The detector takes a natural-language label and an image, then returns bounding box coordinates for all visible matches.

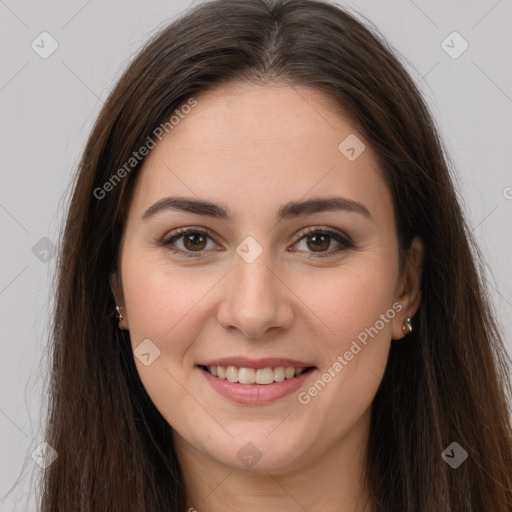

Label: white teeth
[238,367,256,384]
[285,367,295,379]
[273,367,285,381]
[225,365,238,383]
[206,365,311,384]
[255,368,274,384]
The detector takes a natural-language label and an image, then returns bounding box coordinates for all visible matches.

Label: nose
[216,250,294,339]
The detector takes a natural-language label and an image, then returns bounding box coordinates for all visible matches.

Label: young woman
[39,0,512,510]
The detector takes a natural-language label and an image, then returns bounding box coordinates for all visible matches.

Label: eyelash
[160,226,354,259]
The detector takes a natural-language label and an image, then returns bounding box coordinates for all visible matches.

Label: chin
[198,430,309,474]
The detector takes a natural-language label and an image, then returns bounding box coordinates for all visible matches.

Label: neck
[175,408,374,512]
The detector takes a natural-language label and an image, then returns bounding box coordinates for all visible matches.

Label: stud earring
[109,279,125,323]
[402,316,413,335]
[115,305,124,322]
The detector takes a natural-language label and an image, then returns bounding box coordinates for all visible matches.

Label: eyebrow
[142,195,372,221]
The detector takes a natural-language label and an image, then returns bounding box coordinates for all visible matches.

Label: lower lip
[198,366,316,404]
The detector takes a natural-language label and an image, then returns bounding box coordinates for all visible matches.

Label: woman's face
[114,82,422,474]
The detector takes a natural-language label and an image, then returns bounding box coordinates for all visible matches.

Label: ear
[392,237,423,340]
[110,272,129,330]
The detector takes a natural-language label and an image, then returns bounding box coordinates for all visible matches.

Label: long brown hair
[38,0,512,510]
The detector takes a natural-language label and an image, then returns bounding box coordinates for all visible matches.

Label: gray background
[0,0,511,510]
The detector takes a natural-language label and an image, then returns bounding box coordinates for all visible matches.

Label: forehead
[129,82,392,224]
[160,81,352,153]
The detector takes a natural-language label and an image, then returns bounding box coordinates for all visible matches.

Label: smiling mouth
[200,365,316,385]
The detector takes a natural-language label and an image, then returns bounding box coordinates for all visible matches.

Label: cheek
[297,256,399,351]
[121,250,217,343]
[293,254,398,413]
[120,253,216,426]
[293,262,397,437]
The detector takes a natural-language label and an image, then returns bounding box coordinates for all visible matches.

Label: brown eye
[292,227,353,258]
[161,228,217,257]
[183,232,207,251]
[305,233,331,252]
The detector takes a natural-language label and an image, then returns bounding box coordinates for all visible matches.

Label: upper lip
[198,357,315,369]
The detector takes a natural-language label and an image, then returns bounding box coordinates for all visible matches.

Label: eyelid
[296,226,353,246]
[162,225,217,241]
